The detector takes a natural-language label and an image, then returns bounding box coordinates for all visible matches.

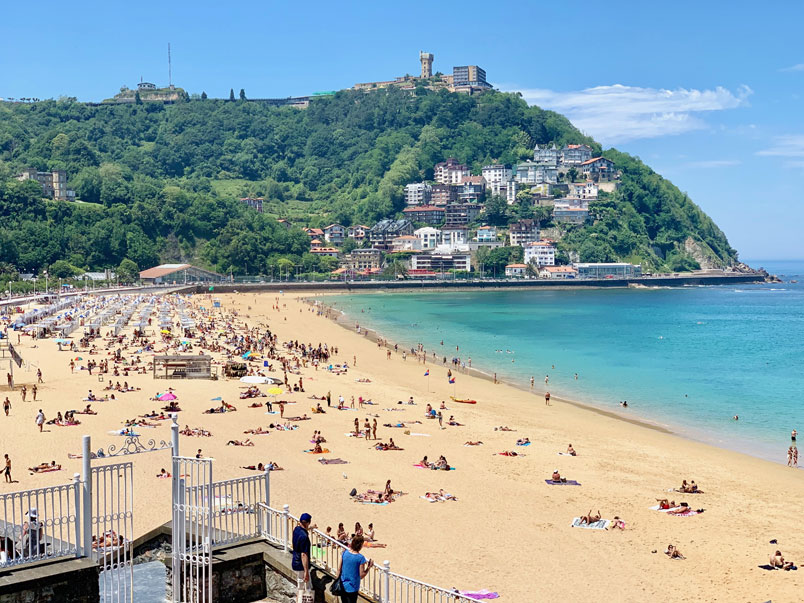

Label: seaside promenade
[0,289,801,602]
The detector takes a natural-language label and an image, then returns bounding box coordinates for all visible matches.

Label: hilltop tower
[419,51,434,79]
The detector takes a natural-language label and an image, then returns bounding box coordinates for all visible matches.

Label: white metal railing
[0,475,82,567]
[186,471,268,548]
[257,503,476,603]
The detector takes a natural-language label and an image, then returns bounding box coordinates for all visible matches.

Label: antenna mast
[168,43,172,87]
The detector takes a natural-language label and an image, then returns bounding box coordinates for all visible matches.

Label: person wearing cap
[292,513,313,589]
[21,508,44,557]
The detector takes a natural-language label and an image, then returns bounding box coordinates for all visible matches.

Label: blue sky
[2,0,802,260]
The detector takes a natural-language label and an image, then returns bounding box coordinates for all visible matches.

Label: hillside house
[434,158,470,184]
[539,266,578,279]
[414,227,441,250]
[579,157,617,180]
[561,144,593,165]
[402,205,446,225]
[508,219,540,246]
[524,241,556,267]
[323,224,346,245]
[369,219,414,249]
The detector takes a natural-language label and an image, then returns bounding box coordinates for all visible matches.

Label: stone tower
[419,51,434,79]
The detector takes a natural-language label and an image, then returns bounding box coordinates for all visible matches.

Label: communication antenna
[168,43,172,87]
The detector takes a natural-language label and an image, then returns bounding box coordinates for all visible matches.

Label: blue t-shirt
[291,526,310,571]
[340,550,367,593]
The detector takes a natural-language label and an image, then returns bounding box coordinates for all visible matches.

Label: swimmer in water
[733,415,739,421]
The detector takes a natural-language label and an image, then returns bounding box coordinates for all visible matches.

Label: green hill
[0,89,737,276]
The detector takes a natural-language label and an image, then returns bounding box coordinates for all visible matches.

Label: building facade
[369,219,414,249]
[481,165,512,185]
[323,224,346,245]
[411,251,472,273]
[534,145,560,166]
[573,263,642,278]
[475,225,497,242]
[505,264,528,277]
[344,249,383,272]
[402,205,445,225]
[404,182,432,206]
[431,183,457,206]
[524,241,556,267]
[579,157,617,180]
[444,203,482,226]
[508,219,540,246]
[434,158,470,185]
[560,144,593,165]
[414,227,441,250]
[17,169,74,201]
[539,266,578,279]
[515,162,558,185]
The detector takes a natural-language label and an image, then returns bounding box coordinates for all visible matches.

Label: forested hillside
[0,88,737,276]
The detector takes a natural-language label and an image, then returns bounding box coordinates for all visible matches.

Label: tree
[239,89,246,101]
[340,237,358,253]
[382,259,408,279]
[483,195,509,226]
[201,91,208,100]
[134,91,142,105]
[117,258,139,283]
[567,166,579,182]
[48,259,81,278]
[229,89,235,101]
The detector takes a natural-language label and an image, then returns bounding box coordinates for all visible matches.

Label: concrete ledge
[0,557,99,602]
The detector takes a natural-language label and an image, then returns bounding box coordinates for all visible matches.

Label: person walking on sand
[20,386,26,403]
[327,391,331,408]
[35,409,45,432]
[545,392,551,406]
[437,411,443,428]
[31,385,37,401]
[372,418,377,441]
[4,453,11,483]
[6,373,12,390]
[788,446,794,467]
[36,369,42,384]
[794,447,799,468]
[792,429,798,445]
[69,360,75,373]
[3,397,10,416]
[530,376,534,389]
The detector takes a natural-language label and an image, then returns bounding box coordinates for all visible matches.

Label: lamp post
[44,271,48,296]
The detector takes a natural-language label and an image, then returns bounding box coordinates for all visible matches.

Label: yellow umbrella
[160,329,171,334]
[267,387,284,396]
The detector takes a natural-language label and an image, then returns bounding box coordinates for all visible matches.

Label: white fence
[0,475,82,567]
[257,503,476,603]
[187,471,268,548]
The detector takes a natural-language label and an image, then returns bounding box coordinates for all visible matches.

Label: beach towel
[516,442,531,446]
[304,449,330,454]
[420,496,439,503]
[460,591,499,600]
[571,517,610,530]
[356,500,388,506]
[758,564,798,571]
[557,452,576,456]
[317,458,348,465]
[408,433,430,437]
[545,479,581,486]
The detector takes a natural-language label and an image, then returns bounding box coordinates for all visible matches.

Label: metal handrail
[256,502,476,603]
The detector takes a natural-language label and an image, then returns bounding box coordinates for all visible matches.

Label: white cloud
[780,63,804,72]
[685,159,742,168]
[509,84,752,144]
[757,135,804,167]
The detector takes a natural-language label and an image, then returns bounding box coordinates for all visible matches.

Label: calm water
[325,261,804,462]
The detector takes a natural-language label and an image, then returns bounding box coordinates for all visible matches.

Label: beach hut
[153,355,214,380]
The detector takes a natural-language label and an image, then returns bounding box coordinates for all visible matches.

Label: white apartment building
[434,158,470,184]
[524,241,556,267]
[414,227,441,250]
[515,162,558,185]
[441,226,469,249]
[488,179,518,204]
[568,181,598,200]
[481,164,512,185]
[404,182,432,206]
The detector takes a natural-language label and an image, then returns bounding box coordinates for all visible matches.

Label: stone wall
[0,558,99,603]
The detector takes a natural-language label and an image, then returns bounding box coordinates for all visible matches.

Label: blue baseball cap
[300,513,312,523]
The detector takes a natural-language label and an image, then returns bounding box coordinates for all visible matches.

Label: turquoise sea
[325,261,804,463]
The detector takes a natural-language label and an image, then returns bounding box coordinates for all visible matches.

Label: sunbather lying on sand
[227,439,254,446]
[665,544,685,559]
[579,510,601,525]
[180,426,212,437]
[29,461,61,473]
[248,402,263,408]
[464,441,483,446]
[656,498,677,510]
[516,438,530,445]
[374,440,402,451]
[498,451,519,457]
[494,426,515,432]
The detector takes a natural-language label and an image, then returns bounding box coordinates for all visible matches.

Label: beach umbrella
[210,397,222,401]
[158,392,178,401]
[54,338,70,344]
[267,387,284,396]
[160,329,171,334]
[239,376,268,384]
[74,356,83,361]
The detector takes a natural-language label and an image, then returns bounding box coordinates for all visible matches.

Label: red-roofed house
[505,263,529,277]
[539,265,578,279]
[579,157,616,180]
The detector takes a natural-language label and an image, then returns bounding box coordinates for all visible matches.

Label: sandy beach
[2,290,803,602]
